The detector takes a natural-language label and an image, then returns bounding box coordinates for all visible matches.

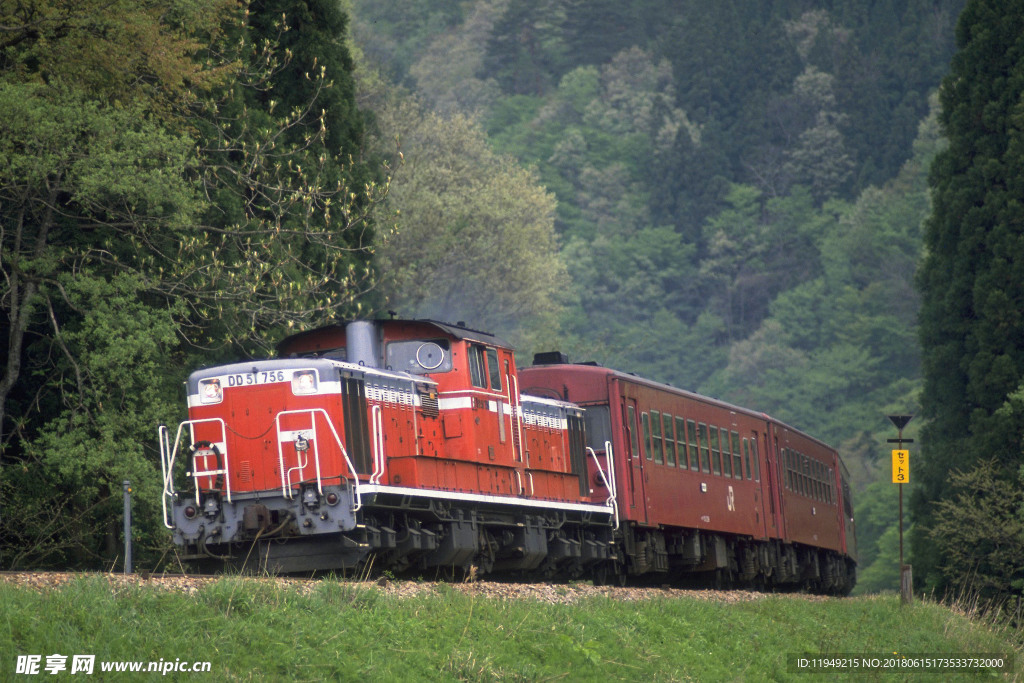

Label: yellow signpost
[891,449,909,483]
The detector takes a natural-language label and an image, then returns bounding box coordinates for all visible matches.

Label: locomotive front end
[158,318,617,576]
[159,358,370,570]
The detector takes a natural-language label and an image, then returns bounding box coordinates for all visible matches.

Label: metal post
[897,427,903,571]
[887,415,913,605]
[123,480,132,575]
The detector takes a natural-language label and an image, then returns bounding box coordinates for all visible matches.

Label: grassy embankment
[1,577,1020,681]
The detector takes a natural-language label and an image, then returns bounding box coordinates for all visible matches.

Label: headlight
[199,378,223,404]
[291,370,318,395]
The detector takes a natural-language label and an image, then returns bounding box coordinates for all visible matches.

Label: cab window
[386,339,452,375]
[468,345,487,387]
[486,347,502,390]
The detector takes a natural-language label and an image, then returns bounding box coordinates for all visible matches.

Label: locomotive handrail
[278,409,362,509]
[274,408,362,512]
[508,374,525,463]
[369,404,386,485]
[277,410,315,498]
[281,414,322,497]
[158,418,229,529]
[158,424,174,529]
[587,441,619,530]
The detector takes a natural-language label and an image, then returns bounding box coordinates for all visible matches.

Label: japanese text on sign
[892,449,909,483]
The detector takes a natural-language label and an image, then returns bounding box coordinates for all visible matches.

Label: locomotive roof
[275,318,512,355]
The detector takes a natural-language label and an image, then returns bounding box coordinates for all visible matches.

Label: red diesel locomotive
[159,318,855,592]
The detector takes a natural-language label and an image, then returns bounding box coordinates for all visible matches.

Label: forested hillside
[0,0,973,593]
[351,0,962,591]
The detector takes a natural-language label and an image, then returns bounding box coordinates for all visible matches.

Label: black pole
[896,426,903,571]
[123,480,132,575]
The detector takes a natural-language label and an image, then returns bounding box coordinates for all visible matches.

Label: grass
[1,577,1021,681]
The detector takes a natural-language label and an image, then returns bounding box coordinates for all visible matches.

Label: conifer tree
[912,0,1024,594]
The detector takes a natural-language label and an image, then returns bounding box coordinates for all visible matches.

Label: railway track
[0,570,822,604]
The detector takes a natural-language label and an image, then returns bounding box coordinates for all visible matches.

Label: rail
[509,374,525,463]
[159,410,363,531]
[276,410,324,497]
[158,418,229,530]
[587,441,619,529]
[275,408,363,511]
[370,405,386,485]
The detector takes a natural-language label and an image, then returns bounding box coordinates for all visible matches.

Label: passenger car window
[642,412,652,460]
[751,439,760,481]
[698,423,710,473]
[721,427,732,477]
[742,438,751,480]
[688,420,699,471]
[627,406,640,459]
[731,432,743,479]
[676,417,689,469]
[710,426,721,475]
[651,410,664,464]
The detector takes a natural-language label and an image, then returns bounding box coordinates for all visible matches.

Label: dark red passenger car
[520,360,855,591]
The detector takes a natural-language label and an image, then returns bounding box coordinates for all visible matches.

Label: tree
[0,0,389,569]
[0,0,223,567]
[700,185,833,343]
[912,0,1024,595]
[370,98,569,350]
[184,0,390,355]
[0,0,222,453]
[408,0,507,116]
[929,459,1024,599]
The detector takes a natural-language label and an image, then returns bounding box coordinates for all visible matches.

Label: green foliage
[702,96,940,446]
[183,1,389,354]
[851,480,901,595]
[4,274,184,569]
[0,0,387,570]
[351,1,961,412]
[366,94,568,350]
[929,459,1024,599]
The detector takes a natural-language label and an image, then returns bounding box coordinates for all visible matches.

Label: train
[159,318,856,593]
